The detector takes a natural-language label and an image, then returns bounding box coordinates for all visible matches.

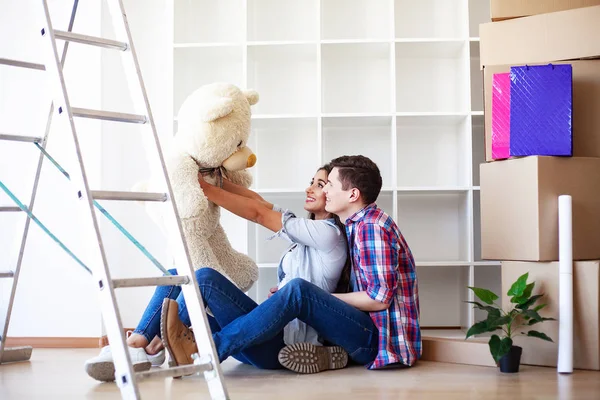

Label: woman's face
[304,169,329,215]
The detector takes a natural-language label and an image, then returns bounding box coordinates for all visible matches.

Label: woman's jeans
[134,268,379,369]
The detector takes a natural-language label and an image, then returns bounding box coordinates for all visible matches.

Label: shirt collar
[345,203,377,225]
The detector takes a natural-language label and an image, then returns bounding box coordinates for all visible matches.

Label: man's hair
[329,155,382,205]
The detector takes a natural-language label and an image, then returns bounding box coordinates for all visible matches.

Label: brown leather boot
[160,298,199,369]
[278,342,348,374]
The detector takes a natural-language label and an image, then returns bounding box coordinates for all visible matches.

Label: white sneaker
[84,345,151,382]
[147,349,166,367]
[124,330,165,366]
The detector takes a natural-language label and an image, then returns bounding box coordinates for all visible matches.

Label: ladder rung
[0,271,15,278]
[0,207,22,212]
[135,362,212,381]
[0,134,43,143]
[0,58,45,71]
[54,30,128,51]
[112,276,190,288]
[91,191,167,202]
[72,107,147,124]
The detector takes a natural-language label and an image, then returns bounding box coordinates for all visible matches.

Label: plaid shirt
[346,203,422,369]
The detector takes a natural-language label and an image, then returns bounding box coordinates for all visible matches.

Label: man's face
[323,167,350,215]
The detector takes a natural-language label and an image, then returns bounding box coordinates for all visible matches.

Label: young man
[161,155,421,373]
[320,155,421,370]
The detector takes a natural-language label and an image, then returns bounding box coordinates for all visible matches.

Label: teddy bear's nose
[247,154,257,168]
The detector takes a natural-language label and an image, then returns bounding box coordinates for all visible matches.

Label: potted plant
[465,272,555,373]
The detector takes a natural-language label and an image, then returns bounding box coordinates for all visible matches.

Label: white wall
[1,0,103,337]
[1,0,249,337]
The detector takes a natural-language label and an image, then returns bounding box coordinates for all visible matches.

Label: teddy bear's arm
[223,169,253,189]
[167,153,208,219]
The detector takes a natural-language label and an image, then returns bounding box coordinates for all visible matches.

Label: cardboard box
[491,72,510,160]
[480,156,600,261]
[501,261,600,370]
[491,0,600,21]
[483,60,600,162]
[480,5,600,68]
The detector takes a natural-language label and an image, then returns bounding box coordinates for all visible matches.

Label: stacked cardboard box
[478,3,600,370]
[490,0,600,21]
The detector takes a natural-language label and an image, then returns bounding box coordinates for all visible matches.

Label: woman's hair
[309,163,352,294]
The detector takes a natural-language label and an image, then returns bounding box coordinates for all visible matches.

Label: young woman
[84,163,351,381]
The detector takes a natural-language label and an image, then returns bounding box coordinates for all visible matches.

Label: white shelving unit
[169,0,497,330]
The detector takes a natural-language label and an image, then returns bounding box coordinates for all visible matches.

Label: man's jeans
[134,268,379,369]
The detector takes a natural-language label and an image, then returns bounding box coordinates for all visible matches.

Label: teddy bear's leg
[207,224,259,294]
[181,219,223,272]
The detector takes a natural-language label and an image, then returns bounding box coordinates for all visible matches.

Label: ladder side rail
[0,0,80,362]
[38,1,139,398]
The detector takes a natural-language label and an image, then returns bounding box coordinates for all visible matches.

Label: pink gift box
[492,72,510,160]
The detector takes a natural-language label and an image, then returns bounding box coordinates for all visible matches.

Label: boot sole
[159,298,191,378]
[85,360,151,382]
[278,343,348,374]
[160,298,179,368]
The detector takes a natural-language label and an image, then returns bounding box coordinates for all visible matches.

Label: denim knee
[286,277,311,290]
[166,268,178,276]
[195,267,227,283]
[279,277,311,299]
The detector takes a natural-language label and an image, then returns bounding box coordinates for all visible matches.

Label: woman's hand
[197,172,210,189]
[195,171,283,232]
[268,286,278,298]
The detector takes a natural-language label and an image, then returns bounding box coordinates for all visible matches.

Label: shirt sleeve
[356,222,399,304]
[268,209,342,252]
[272,204,285,213]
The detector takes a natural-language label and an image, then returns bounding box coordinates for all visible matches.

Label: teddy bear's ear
[199,97,234,122]
[243,90,259,106]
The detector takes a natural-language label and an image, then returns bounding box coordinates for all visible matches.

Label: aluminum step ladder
[0,1,229,398]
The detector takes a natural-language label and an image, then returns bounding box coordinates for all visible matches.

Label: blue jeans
[135,268,379,368]
[134,268,284,369]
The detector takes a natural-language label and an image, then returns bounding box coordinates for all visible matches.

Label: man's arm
[333,292,390,311]
[337,222,399,312]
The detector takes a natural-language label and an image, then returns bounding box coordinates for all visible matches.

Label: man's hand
[268,286,278,298]
[333,291,390,311]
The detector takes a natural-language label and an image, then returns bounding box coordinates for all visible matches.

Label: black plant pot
[499,346,522,373]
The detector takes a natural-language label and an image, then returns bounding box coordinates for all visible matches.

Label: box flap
[480,6,600,68]
[491,0,600,21]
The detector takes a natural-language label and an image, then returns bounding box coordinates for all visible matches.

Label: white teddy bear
[137,82,259,292]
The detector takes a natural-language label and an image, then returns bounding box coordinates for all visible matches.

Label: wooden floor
[1,349,599,399]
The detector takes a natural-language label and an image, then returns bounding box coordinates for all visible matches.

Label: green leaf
[465,301,501,314]
[507,272,529,298]
[522,309,544,323]
[488,315,512,327]
[489,335,513,364]
[466,320,500,339]
[533,304,547,312]
[511,282,535,304]
[516,294,544,310]
[528,317,556,326]
[468,287,499,305]
[466,321,491,338]
[522,282,535,299]
[525,330,554,342]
